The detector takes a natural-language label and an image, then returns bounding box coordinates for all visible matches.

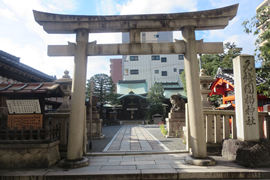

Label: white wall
[122,31,184,91]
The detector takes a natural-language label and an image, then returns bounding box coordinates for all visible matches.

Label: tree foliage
[145,84,165,121]
[146,83,165,104]
[86,73,119,116]
[201,42,242,77]
[242,5,270,97]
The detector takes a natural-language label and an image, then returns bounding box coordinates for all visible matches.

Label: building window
[179,69,184,74]
[154,35,159,38]
[179,54,184,60]
[142,33,145,36]
[124,69,129,75]
[130,69,139,75]
[155,70,159,74]
[161,71,167,76]
[152,55,160,60]
[161,57,167,62]
[174,68,177,72]
[130,56,138,61]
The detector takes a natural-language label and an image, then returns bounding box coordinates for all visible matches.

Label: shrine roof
[164,89,187,100]
[210,67,267,89]
[0,50,55,82]
[33,4,238,33]
[117,93,146,100]
[0,82,64,97]
[154,81,187,99]
[117,80,147,95]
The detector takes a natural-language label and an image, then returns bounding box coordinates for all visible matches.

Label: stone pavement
[1,124,270,179]
[103,125,169,152]
[1,153,270,179]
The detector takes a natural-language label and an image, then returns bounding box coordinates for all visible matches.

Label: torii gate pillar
[182,26,207,157]
[182,27,215,165]
[59,29,90,168]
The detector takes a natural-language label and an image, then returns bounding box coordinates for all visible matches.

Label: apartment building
[110,58,123,92]
[122,31,184,91]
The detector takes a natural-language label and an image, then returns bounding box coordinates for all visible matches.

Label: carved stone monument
[222,55,270,168]
[166,93,185,138]
[234,54,259,141]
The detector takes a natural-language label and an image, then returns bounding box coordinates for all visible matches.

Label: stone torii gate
[33,4,238,168]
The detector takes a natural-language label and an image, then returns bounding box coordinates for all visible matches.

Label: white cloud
[95,0,118,15]
[224,34,257,54]
[0,4,17,21]
[117,0,197,15]
[209,0,239,8]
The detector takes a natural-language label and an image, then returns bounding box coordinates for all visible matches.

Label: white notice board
[6,99,41,114]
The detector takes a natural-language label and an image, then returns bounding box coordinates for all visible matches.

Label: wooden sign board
[6,100,41,114]
[7,114,43,130]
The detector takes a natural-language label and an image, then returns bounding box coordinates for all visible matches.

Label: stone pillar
[59,29,89,168]
[182,26,207,158]
[200,69,216,110]
[233,55,260,142]
[55,70,72,112]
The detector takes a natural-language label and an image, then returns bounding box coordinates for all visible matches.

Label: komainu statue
[170,93,185,112]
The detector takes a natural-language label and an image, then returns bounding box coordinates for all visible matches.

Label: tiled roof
[154,81,187,99]
[0,50,55,82]
[117,80,147,95]
[215,67,267,87]
[0,82,63,97]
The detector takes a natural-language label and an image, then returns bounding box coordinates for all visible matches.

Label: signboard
[6,100,41,114]
[7,114,43,129]
[127,108,138,111]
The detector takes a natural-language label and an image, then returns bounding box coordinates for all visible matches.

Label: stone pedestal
[0,140,60,169]
[92,112,105,139]
[222,139,270,168]
[166,111,185,138]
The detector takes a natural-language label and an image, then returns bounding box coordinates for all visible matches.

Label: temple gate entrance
[33,4,238,168]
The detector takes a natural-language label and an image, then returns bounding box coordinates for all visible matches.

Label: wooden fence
[0,124,60,143]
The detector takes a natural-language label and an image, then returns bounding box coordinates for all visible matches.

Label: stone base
[0,140,60,169]
[166,111,185,138]
[185,155,216,166]
[58,157,89,169]
[92,134,105,139]
[222,139,270,168]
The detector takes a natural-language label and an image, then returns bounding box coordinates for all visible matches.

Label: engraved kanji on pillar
[243,59,256,125]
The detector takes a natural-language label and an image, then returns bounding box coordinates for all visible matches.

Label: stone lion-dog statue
[170,93,185,112]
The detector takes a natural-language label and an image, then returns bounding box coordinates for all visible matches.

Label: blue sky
[0,0,263,79]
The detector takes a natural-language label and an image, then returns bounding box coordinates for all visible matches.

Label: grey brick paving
[105,125,169,152]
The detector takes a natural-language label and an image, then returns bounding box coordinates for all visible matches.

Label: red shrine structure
[209,68,270,111]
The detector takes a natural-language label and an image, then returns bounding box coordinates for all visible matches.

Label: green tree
[147,83,165,104]
[145,84,165,121]
[201,42,242,77]
[242,5,270,97]
[86,73,118,116]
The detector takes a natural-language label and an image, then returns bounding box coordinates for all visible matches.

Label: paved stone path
[103,125,169,151]
[3,153,270,179]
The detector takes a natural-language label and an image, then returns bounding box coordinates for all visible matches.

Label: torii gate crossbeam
[33,4,238,168]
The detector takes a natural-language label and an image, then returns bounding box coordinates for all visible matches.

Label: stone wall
[0,140,60,169]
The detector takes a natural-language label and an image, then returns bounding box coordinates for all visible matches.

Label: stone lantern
[55,70,72,112]
[199,69,216,110]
